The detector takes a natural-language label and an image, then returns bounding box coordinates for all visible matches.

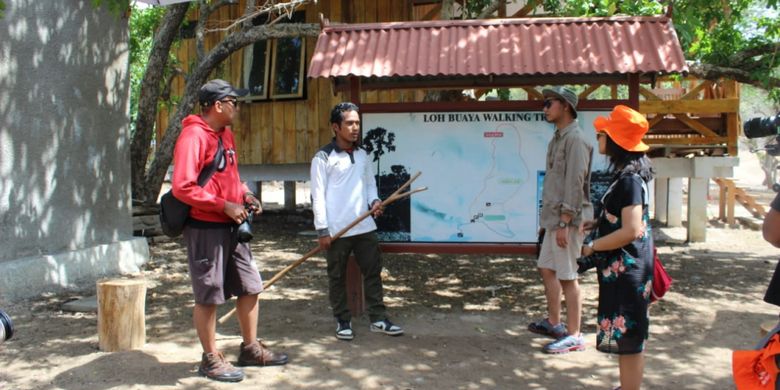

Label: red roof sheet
[308,16,688,79]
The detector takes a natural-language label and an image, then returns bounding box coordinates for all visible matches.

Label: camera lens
[0,309,13,343]
[744,114,780,139]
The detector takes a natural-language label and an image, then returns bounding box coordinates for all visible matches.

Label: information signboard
[362,111,611,243]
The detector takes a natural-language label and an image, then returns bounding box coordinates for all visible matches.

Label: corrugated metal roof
[308,16,688,79]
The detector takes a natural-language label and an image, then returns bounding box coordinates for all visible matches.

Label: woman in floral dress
[580,105,654,390]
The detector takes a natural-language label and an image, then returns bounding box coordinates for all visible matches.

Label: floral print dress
[590,173,654,355]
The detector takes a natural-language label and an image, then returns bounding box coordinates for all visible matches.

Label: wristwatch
[558,221,568,229]
[586,240,595,250]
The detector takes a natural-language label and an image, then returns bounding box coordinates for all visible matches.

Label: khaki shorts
[183,225,263,305]
[537,227,584,281]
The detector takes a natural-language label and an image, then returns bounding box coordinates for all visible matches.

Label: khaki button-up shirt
[540,121,593,230]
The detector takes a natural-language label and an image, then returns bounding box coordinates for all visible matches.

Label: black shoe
[336,319,354,340]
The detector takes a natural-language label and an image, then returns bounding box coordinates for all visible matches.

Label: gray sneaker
[370,319,403,336]
[336,319,354,340]
[543,334,586,354]
[528,318,567,339]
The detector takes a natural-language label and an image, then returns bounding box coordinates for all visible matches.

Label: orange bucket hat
[593,105,649,152]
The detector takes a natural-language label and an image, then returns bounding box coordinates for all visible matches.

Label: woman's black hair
[604,135,655,183]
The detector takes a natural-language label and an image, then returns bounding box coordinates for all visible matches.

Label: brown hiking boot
[198,352,244,382]
[237,340,289,367]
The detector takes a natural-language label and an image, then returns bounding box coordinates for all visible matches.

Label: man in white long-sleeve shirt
[310,102,404,341]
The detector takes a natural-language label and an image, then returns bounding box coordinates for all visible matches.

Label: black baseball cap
[199,79,248,106]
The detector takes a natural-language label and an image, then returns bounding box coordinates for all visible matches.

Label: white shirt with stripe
[310,141,379,238]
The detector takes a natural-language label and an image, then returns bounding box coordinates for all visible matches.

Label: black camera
[0,309,13,344]
[745,112,780,192]
[744,113,780,139]
[745,113,780,158]
[237,206,254,243]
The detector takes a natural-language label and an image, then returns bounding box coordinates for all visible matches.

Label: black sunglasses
[220,98,239,107]
[543,99,559,109]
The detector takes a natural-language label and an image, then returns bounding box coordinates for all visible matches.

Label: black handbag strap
[196,137,224,187]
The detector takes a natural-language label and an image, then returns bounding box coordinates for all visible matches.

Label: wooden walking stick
[217,172,426,324]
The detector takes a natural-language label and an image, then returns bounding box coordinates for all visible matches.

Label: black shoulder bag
[159,138,224,237]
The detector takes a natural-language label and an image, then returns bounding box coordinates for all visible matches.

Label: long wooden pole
[217,172,425,324]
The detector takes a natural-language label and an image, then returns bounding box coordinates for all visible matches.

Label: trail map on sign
[362,111,607,244]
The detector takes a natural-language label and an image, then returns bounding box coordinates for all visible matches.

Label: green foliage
[462,0,498,18]
[91,0,131,17]
[0,1,5,18]
[541,0,662,17]
[542,0,779,101]
[128,4,169,138]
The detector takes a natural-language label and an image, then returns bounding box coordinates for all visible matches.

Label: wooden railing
[638,78,740,156]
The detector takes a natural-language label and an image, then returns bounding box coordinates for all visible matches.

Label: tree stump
[97,278,146,352]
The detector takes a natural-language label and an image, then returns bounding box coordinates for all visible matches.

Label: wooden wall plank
[272,103,285,163]
[295,102,308,162]
[260,103,272,164]
[284,104,297,162]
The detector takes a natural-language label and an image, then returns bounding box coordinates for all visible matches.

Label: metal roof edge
[320,15,671,32]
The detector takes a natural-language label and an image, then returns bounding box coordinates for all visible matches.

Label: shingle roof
[308,16,688,80]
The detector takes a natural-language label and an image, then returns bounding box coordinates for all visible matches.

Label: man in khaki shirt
[528,86,593,354]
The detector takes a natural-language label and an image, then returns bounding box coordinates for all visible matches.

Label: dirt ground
[1,200,779,390]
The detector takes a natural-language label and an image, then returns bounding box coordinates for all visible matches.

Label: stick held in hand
[217,172,425,324]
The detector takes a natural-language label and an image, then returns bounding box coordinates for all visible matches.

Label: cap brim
[232,87,249,97]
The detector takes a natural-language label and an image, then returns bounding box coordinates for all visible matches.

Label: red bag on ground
[651,247,672,302]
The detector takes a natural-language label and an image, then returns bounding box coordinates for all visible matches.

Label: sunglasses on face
[220,98,239,107]
[543,99,559,109]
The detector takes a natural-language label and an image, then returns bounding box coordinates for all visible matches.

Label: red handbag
[651,247,672,302]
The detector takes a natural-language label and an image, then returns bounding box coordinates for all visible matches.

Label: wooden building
[161,1,740,242]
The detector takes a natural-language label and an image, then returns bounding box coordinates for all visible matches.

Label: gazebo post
[346,75,366,317]
[628,73,640,109]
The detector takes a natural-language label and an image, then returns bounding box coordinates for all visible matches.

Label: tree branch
[209,0,313,33]
[441,0,455,20]
[731,42,780,66]
[160,67,185,101]
[687,61,780,90]
[197,0,236,61]
[130,2,189,203]
[143,21,321,202]
[477,0,507,19]
[242,0,258,30]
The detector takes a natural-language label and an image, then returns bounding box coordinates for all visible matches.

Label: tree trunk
[130,3,189,204]
[139,23,321,204]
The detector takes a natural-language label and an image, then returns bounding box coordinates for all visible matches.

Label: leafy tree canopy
[539,0,780,101]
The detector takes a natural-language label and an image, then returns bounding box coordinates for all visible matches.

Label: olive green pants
[326,231,386,323]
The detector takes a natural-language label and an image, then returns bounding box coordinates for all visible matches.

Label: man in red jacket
[172,79,288,382]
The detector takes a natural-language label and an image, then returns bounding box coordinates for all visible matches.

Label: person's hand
[581,244,595,257]
[318,235,332,250]
[581,219,597,232]
[223,201,248,224]
[555,227,569,248]
[370,200,384,218]
[244,193,262,215]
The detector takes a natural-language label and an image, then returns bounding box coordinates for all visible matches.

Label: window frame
[242,38,271,100]
[240,11,307,102]
[268,38,306,99]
